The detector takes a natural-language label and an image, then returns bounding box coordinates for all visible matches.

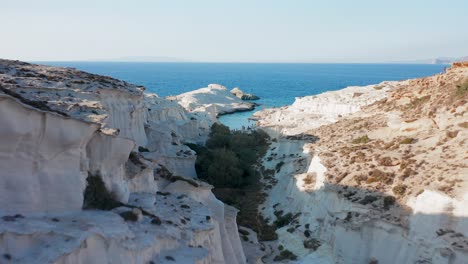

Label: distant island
[389,56,468,64]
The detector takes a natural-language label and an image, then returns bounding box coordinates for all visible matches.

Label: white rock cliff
[0,60,246,264]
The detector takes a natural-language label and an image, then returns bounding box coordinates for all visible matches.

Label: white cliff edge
[0,60,247,264]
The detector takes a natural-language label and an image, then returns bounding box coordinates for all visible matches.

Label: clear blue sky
[2,0,467,62]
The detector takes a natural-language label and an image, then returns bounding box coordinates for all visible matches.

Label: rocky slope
[0,60,247,264]
[255,63,468,263]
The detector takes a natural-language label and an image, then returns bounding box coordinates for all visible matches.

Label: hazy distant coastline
[33,55,467,64]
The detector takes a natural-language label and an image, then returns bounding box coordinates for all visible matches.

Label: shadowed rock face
[0,60,247,264]
[230,87,260,101]
[253,63,468,263]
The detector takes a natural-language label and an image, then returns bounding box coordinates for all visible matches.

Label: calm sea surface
[42,62,446,129]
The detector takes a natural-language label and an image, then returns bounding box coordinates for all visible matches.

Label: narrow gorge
[0,59,467,264]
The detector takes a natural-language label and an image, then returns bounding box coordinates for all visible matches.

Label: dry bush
[458,122,468,128]
[378,157,399,166]
[366,169,395,185]
[354,174,368,185]
[352,135,370,144]
[399,137,415,144]
[392,184,407,196]
[401,168,416,179]
[446,130,459,138]
[303,174,315,185]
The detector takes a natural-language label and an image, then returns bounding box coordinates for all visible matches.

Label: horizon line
[30,60,452,65]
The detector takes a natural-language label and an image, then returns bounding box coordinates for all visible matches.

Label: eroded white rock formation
[0,60,246,264]
[254,81,402,136]
[171,84,256,120]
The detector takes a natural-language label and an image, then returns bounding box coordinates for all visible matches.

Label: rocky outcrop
[452,61,468,68]
[255,64,468,263]
[230,87,259,100]
[254,81,402,136]
[0,60,246,264]
[170,84,256,119]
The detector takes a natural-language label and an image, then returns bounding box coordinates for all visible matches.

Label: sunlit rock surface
[0,60,246,264]
[254,63,468,263]
[170,84,256,120]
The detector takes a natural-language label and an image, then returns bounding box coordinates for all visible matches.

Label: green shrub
[275,161,285,172]
[274,212,294,228]
[119,210,138,222]
[155,164,173,179]
[399,138,415,144]
[383,196,396,210]
[373,85,384,90]
[392,184,407,196]
[138,146,149,152]
[191,123,270,188]
[83,173,121,210]
[273,250,297,261]
[366,169,395,185]
[352,135,370,144]
[455,80,468,97]
[238,229,250,236]
[303,238,321,250]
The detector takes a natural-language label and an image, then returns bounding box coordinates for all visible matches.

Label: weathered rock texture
[0,60,246,264]
[255,63,468,263]
[230,87,260,100]
[170,84,256,119]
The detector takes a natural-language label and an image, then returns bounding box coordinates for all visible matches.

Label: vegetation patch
[408,95,430,108]
[189,123,276,241]
[188,123,270,188]
[366,169,395,185]
[138,146,149,152]
[359,195,378,205]
[238,229,250,236]
[273,250,297,261]
[165,256,175,261]
[128,152,145,168]
[383,196,396,210]
[83,173,121,210]
[274,212,294,228]
[119,210,138,222]
[303,238,321,250]
[455,80,468,97]
[392,184,407,196]
[378,156,397,166]
[352,135,370,144]
[458,122,468,129]
[401,168,416,179]
[155,164,173,179]
[399,137,415,145]
[275,161,285,172]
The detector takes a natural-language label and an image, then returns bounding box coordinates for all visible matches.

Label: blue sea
[42,62,446,129]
